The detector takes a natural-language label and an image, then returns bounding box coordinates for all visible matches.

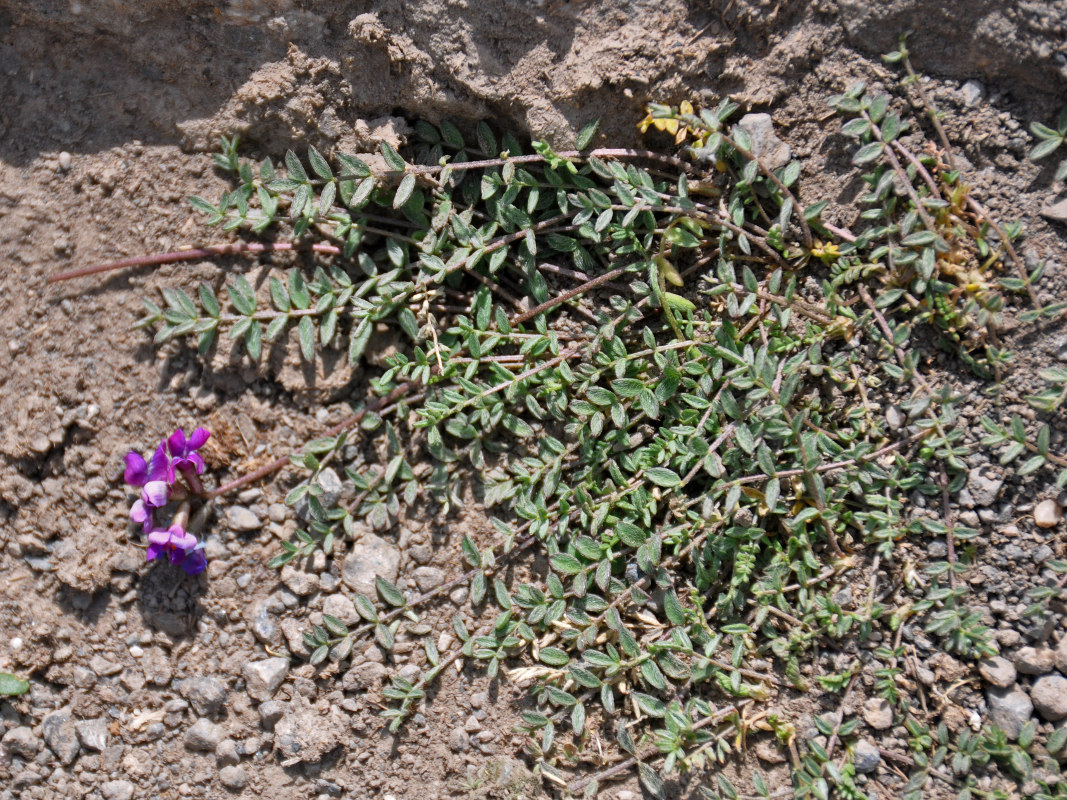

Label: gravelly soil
[0,1,1066,798]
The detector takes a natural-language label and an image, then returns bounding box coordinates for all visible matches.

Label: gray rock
[341,662,387,692]
[979,656,1017,688]
[967,468,1003,507]
[100,780,135,800]
[1041,197,1067,224]
[244,657,289,702]
[250,602,280,645]
[1055,637,1067,675]
[280,564,319,596]
[413,566,446,592]
[449,727,469,753]
[1,726,40,758]
[736,113,792,170]
[42,708,80,765]
[853,739,881,773]
[322,594,358,625]
[885,405,904,430]
[226,505,262,532]
[986,686,1034,738]
[1015,646,1056,675]
[754,740,786,763]
[960,80,984,107]
[184,718,224,751]
[862,697,893,730]
[1031,675,1067,721]
[74,718,109,752]
[215,738,240,767]
[180,676,229,717]
[273,698,346,763]
[341,533,400,596]
[259,700,285,731]
[220,765,248,791]
[141,646,173,686]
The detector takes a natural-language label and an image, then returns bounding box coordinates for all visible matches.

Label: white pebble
[129,645,143,658]
[10,637,22,650]
[58,151,72,171]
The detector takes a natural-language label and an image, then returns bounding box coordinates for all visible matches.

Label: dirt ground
[1,1,1066,798]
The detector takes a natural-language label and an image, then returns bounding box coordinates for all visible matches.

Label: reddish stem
[46,241,343,284]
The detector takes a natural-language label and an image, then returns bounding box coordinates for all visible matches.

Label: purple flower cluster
[124,428,211,575]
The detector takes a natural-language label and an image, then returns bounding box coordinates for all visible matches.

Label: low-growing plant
[48,43,1067,799]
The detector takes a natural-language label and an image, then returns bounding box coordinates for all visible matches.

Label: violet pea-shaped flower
[130,480,169,532]
[167,428,211,476]
[179,542,207,576]
[123,443,170,487]
[145,524,198,566]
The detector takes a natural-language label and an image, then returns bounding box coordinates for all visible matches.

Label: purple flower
[130,480,169,532]
[145,524,204,573]
[124,444,170,487]
[167,428,211,476]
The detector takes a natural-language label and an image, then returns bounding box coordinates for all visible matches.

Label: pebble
[1055,637,1067,675]
[75,718,109,752]
[1035,499,1063,529]
[251,603,281,645]
[184,718,224,751]
[180,676,229,717]
[967,468,1003,507]
[986,686,1033,739]
[1015,646,1056,675]
[100,781,135,800]
[754,740,785,763]
[42,708,81,765]
[215,738,240,767]
[1031,675,1067,721]
[1041,197,1067,224]
[142,647,174,686]
[244,657,289,701]
[1,726,40,758]
[226,505,262,532]
[960,80,984,107]
[736,113,792,170]
[322,594,358,625]
[412,566,446,592]
[341,533,400,596]
[853,739,881,773]
[449,728,469,752]
[979,656,1017,688]
[885,405,904,430]
[219,765,248,791]
[450,587,469,606]
[296,468,344,520]
[463,714,483,733]
[862,697,893,730]
[58,151,72,171]
[259,700,285,731]
[268,503,288,523]
[469,691,487,709]
[281,564,320,596]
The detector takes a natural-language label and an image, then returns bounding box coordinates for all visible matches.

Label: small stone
[412,566,445,592]
[259,700,285,731]
[180,676,229,716]
[322,594,358,625]
[341,533,400,596]
[100,780,135,800]
[986,686,1034,739]
[967,468,1003,507]
[1035,499,1063,529]
[141,646,173,686]
[1041,197,1067,224]
[2,726,40,758]
[960,80,984,107]
[885,405,904,430]
[736,112,792,170]
[449,587,469,605]
[226,505,262,532]
[1031,675,1067,721]
[244,657,289,701]
[979,656,1017,688]
[184,718,224,751]
[853,739,881,773]
[469,691,487,710]
[449,727,469,752]
[75,718,109,752]
[219,765,248,791]
[342,662,387,692]
[215,738,240,767]
[1055,637,1067,675]
[862,697,893,730]
[42,708,80,765]
[280,564,319,596]
[463,714,483,733]
[1015,646,1056,675]
[250,603,280,645]
[58,151,72,171]
[754,740,785,763]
